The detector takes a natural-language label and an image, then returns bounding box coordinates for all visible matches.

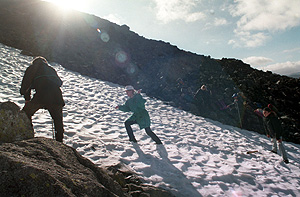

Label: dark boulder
[0,137,174,197]
[0,137,125,196]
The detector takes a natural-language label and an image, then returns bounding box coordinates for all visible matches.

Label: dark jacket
[20,60,64,105]
[263,112,283,140]
[193,89,211,105]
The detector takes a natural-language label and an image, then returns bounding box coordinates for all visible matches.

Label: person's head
[125,85,135,98]
[32,56,48,67]
[201,85,207,91]
[263,107,272,117]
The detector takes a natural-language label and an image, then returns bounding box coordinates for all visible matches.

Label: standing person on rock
[263,107,289,164]
[20,56,65,142]
[116,85,162,144]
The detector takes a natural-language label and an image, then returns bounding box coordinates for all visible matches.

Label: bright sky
[43,0,300,76]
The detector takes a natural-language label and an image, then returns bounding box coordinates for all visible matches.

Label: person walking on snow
[116,85,162,144]
[263,107,289,164]
[20,56,65,142]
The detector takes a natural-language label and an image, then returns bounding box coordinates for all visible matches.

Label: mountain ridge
[289,72,300,78]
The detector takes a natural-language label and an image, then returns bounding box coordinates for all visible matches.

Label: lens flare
[100,32,110,42]
[126,63,137,74]
[115,51,128,64]
[47,0,85,12]
[83,15,98,28]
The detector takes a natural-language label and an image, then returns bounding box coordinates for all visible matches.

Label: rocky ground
[0,137,174,197]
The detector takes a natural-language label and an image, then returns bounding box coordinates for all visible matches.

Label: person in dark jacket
[263,107,288,163]
[227,93,244,128]
[20,56,65,142]
[193,85,212,114]
[116,85,162,144]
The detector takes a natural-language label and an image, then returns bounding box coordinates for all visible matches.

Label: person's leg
[22,101,43,125]
[48,105,64,142]
[278,139,288,162]
[271,137,278,153]
[145,127,162,144]
[125,120,137,142]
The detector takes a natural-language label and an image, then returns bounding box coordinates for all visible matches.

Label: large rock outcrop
[0,101,33,143]
[0,137,174,197]
[0,0,299,144]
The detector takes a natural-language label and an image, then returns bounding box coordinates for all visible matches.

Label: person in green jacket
[116,85,162,144]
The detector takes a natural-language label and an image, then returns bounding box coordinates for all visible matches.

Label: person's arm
[117,101,131,112]
[227,102,235,109]
[20,67,33,101]
[263,118,270,137]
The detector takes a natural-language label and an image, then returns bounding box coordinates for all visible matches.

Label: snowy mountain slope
[1,43,300,196]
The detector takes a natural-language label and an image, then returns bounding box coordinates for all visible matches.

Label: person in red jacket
[263,107,289,164]
[20,56,65,142]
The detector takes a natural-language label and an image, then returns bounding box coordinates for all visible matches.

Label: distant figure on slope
[115,85,162,144]
[263,107,289,164]
[20,56,65,142]
[227,93,243,128]
[193,84,212,114]
[176,78,193,110]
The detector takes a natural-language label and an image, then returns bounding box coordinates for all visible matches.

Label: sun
[44,0,85,12]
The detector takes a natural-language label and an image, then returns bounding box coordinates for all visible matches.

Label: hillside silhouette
[0,0,299,143]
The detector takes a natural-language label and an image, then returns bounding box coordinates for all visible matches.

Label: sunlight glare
[45,0,85,12]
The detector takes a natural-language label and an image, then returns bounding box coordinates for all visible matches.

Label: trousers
[22,101,64,142]
[271,137,288,161]
[125,120,162,144]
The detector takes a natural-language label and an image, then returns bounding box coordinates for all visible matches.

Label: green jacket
[118,94,150,129]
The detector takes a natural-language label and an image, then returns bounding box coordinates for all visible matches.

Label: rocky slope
[0,137,173,196]
[0,0,299,143]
